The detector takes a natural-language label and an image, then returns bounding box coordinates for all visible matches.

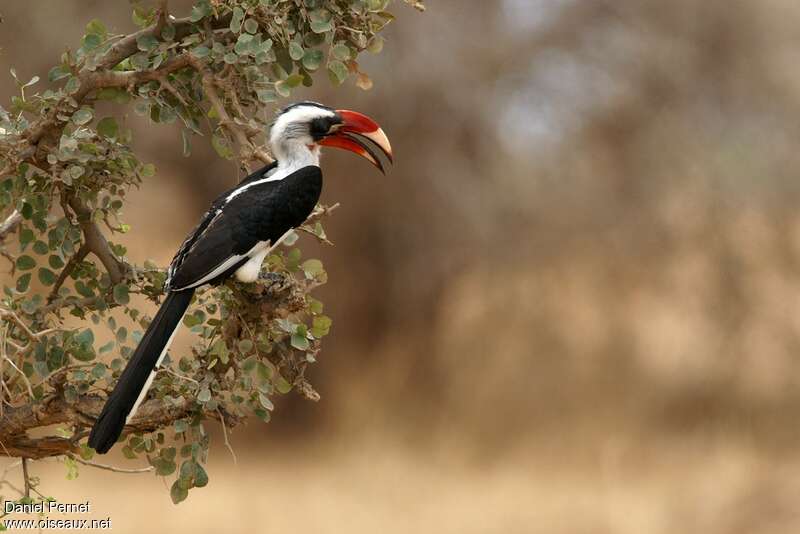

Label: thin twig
[66,453,154,474]
[21,457,30,498]
[2,355,33,399]
[0,310,37,342]
[216,408,237,464]
[157,74,188,107]
[159,366,199,384]
[154,0,169,36]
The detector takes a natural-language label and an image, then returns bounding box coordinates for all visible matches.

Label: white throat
[273,141,321,171]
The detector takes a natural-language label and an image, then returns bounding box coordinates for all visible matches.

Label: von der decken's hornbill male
[88,102,392,453]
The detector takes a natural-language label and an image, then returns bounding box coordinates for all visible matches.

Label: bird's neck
[274,141,321,171]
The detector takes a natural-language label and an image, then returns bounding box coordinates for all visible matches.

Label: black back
[166,164,323,290]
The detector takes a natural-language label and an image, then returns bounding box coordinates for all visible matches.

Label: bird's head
[269,101,393,173]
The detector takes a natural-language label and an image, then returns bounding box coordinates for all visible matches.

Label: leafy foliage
[0,0,420,505]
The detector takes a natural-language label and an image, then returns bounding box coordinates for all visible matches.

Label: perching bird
[88,102,392,453]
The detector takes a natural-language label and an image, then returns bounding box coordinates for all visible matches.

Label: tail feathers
[88,289,194,454]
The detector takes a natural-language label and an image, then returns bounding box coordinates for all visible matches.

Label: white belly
[235,247,269,282]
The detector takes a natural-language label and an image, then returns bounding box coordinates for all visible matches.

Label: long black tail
[88,289,194,454]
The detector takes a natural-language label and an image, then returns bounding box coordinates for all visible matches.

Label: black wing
[166,165,322,291]
[165,162,277,286]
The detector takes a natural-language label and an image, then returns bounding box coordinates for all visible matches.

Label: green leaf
[230,6,245,33]
[161,24,176,41]
[189,1,212,23]
[258,392,274,411]
[97,117,118,139]
[91,362,106,379]
[197,387,211,403]
[72,108,93,126]
[116,327,128,343]
[38,268,56,286]
[82,33,102,51]
[243,18,259,34]
[301,259,324,279]
[194,464,209,487]
[174,419,189,433]
[284,74,304,88]
[179,459,196,482]
[65,76,81,94]
[256,361,272,381]
[67,165,84,180]
[302,49,323,71]
[113,284,129,305]
[85,18,108,38]
[75,281,94,298]
[152,457,176,476]
[32,240,48,255]
[289,42,304,61]
[191,46,210,58]
[256,89,277,103]
[234,34,254,56]
[238,339,254,353]
[307,296,324,315]
[16,255,36,271]
[137,34,159,52]
[130,52,150,70]
[310,19,333,33]
[211,132,234,159]
[48,65,70,82]
[170,480,188,504]
[291,332,310,351]
[311,315,332,338]
[19,228,34,247]
[16,273,32,293]
[276,375,292,394]
[327,60,348,85]
[274,80,291,98]
[367,35,385,54]
[332,43,351,61]
[75,328,95,347]
[49,255,65,269]
[183,314,201,327]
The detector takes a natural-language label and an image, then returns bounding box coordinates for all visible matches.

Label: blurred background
[4,0,800,532]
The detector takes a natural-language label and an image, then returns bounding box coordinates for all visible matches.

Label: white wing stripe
[125,306,187,423]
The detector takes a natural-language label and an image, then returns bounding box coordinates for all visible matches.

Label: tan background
[4,0,800,532]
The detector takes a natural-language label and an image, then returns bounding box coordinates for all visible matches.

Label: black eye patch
[310,117,341,141]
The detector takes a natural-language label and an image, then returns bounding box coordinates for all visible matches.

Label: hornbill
[88,102,392,453]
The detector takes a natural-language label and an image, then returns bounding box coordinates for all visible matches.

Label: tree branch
[0,269,322,459]
[0,391,235,459]
[66,196,127,285]
[0,210,21,241]
[186,55,272,169]
[84,53,193,93]
[24,12,232,146]
[48,243,89,302]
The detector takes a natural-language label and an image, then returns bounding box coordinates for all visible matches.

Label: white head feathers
[269,103,337,168]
